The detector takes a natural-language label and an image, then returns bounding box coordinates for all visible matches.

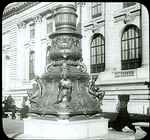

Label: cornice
[3,2,40,20]
[84,19,105,32]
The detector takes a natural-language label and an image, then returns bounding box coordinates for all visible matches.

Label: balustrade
[114,70,136,78]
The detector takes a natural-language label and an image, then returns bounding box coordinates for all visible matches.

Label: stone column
[17,21,26,81]
[34,14,42,76]
[104,3,116,71]
[141,4,149,68]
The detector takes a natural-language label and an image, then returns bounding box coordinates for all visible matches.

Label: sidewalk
[2,118,147,139]
[2,118,24,138]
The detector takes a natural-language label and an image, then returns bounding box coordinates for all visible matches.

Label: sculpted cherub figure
[88,75,105,104]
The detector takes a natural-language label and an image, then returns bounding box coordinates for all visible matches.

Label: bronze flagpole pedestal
[24,4,108,139]
[28,4,105,120]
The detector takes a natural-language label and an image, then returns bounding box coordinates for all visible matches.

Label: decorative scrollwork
[44,60,55,73]
[27,75,43,104]
[88,75,105,104]
[33,14,42,23]
[51,35,81,50]
[124,10,135,24]
[75,58,87,73]
[92,20,99,33]
[17,21,26,29]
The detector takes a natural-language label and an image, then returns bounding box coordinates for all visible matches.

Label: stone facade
[81,3,149,114]
[2,2,149,114]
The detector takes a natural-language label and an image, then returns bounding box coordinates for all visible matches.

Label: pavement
[2,118,148,139]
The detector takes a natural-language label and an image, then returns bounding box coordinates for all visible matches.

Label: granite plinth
[24,117,109,139]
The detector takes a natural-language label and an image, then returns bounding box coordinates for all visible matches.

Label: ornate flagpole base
[25,3,108,139]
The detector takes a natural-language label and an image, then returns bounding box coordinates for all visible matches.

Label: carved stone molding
[26,39,35,51]
[84,24,93,31]
[114,9,140,23]
[124,10,135,24]
[84,21,104,33]
[3,2,40,20]
[2,45,10,55]
[45,13,54,19]
[114,16,125,23]
[33,14,42,23]
[17,21,26,29]
[75,2,86,7]
[49,5,57,12]
[92,20,99,33]
[25,42,34,51]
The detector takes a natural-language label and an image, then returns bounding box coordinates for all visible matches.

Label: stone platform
[24,117,109,139]
[3,118,147,139]
[8,130,138,139]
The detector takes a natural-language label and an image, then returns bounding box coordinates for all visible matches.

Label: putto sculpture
[28,4,105,119]
[88,75,105,105]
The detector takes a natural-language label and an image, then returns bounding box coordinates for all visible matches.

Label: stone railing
[114,70,136,78]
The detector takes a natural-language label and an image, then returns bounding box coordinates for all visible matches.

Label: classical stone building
[2,2,149,114]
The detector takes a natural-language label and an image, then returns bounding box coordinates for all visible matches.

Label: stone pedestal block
[24,118,109,139]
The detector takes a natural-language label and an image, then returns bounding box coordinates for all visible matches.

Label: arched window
[29,51,35,80]
[121,25,141,70]
[90,34,105,73]
[46,46,51,65]
[4,55,10,66]
[3,55,10,88]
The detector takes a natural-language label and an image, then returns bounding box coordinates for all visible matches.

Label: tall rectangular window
[2,32,10,46]
[91,2,102,18]
[47,19,53,34]
[123,2,136,8]
[29,51,35,80]
[30,24,35,39]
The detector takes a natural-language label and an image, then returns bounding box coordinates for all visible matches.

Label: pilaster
[17,21,26,81]
[34,14,42,76]
[104,3,116,71]
[76,2,86,35]
[135,4,149,80]
[141,4,149,68]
